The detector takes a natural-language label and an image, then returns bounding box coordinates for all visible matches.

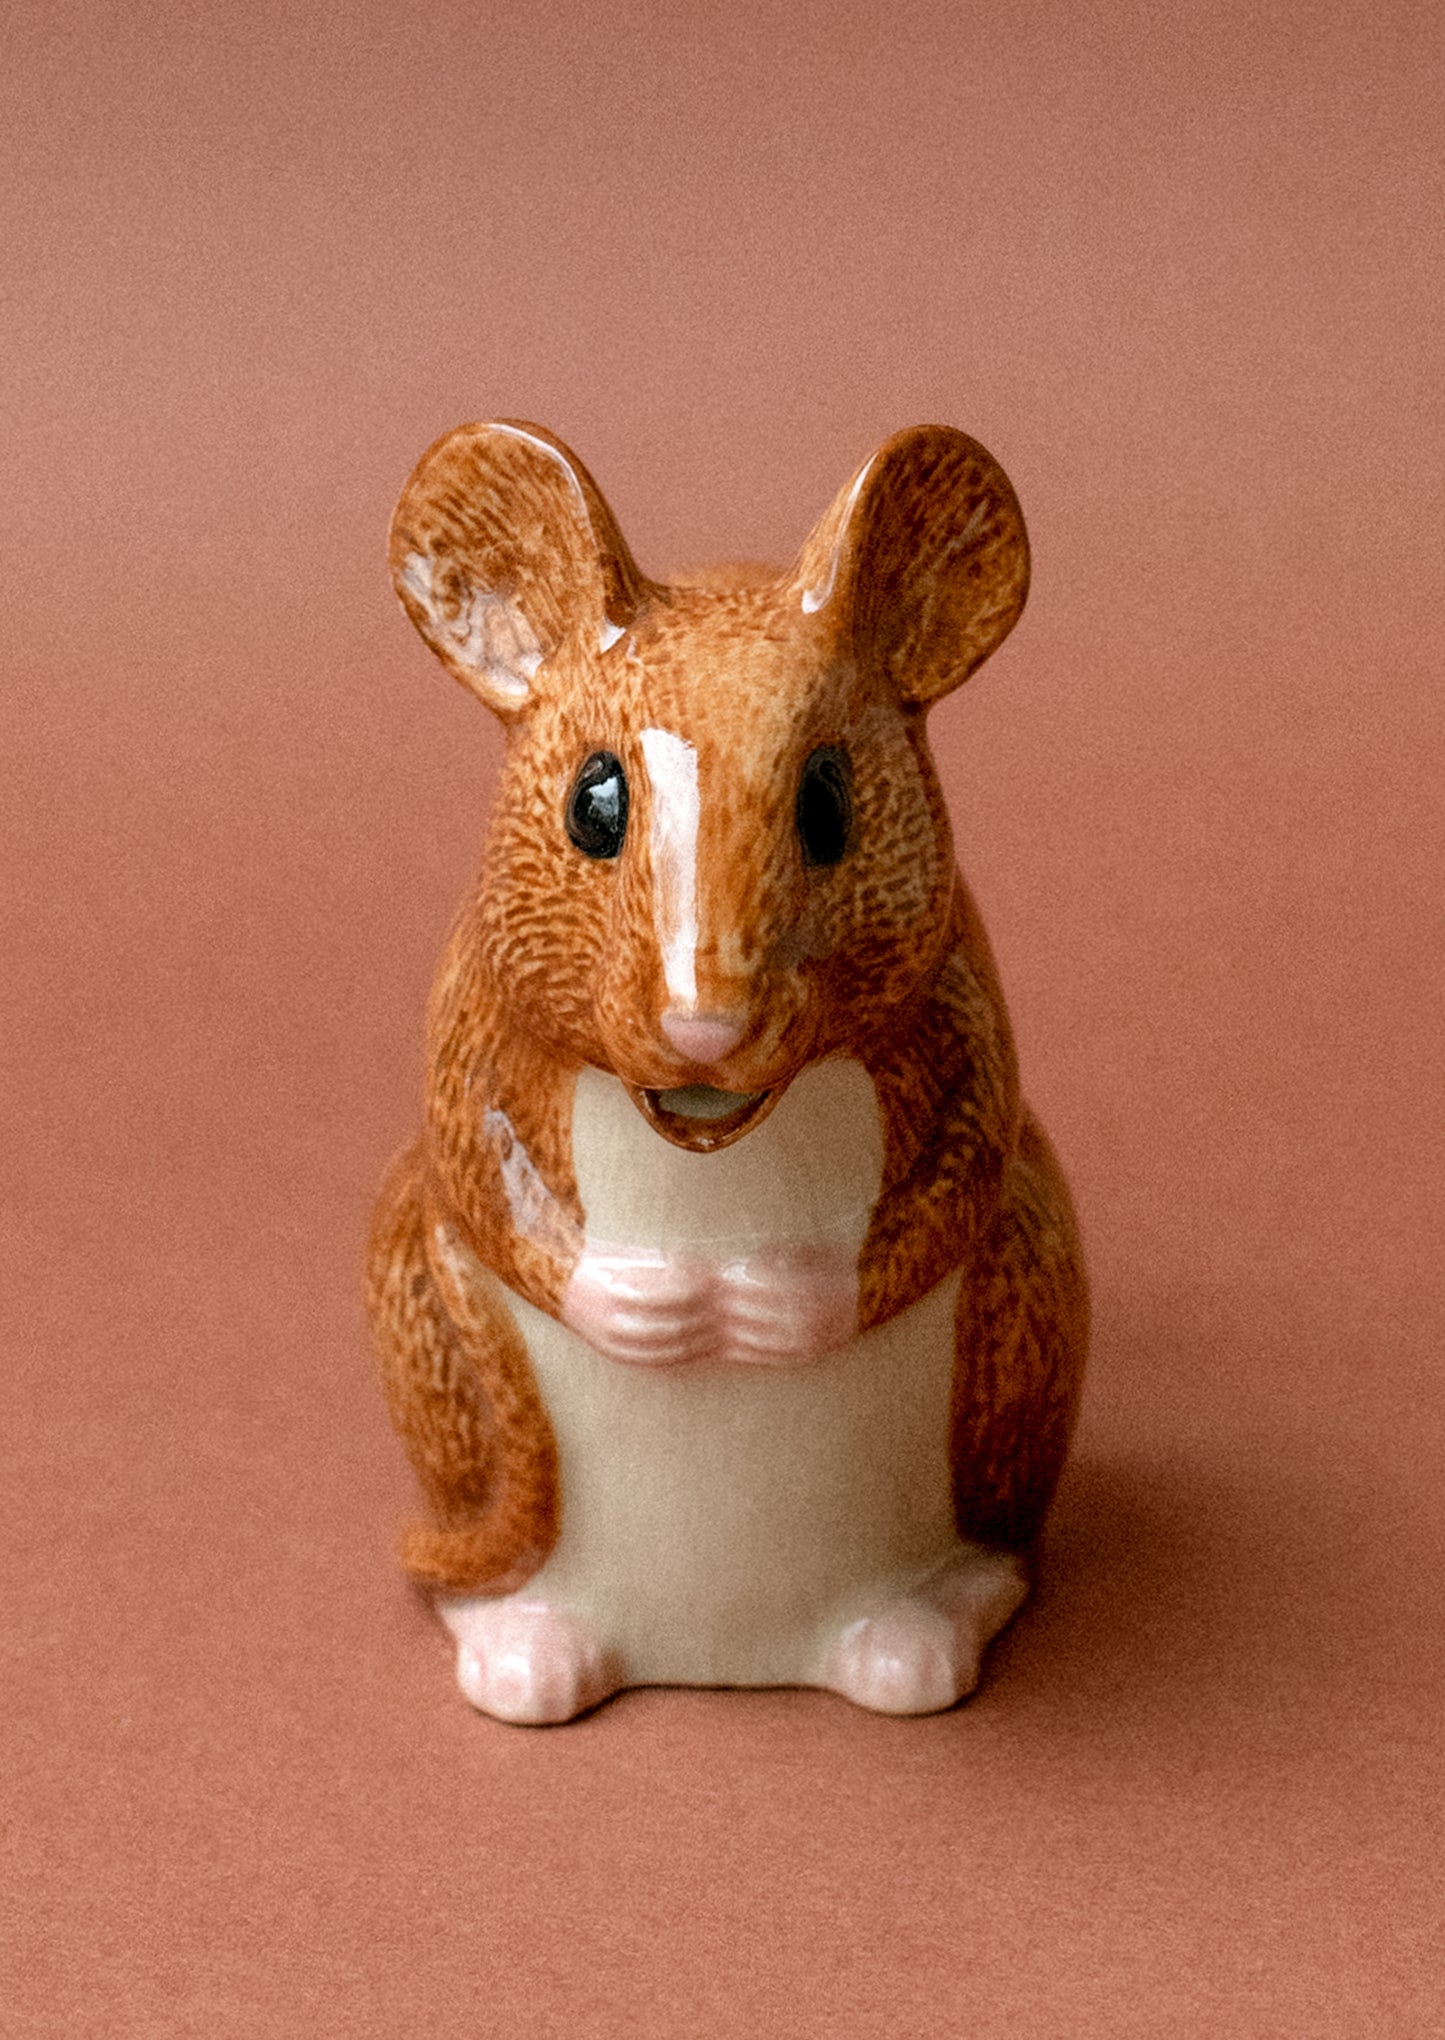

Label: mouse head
[391,419,1028,1148]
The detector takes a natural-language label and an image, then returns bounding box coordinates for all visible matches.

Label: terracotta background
[5,1,1442,2032]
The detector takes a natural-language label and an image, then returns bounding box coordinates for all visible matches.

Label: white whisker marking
[639,727,700,1008]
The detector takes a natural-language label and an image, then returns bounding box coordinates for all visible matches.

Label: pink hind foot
[820,1551,1030,1715]
[437,1596,623,1725]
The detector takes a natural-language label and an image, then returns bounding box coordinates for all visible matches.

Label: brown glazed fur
[368,418,1088,1595]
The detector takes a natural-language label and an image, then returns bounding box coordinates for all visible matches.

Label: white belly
[508,1059,968,1686]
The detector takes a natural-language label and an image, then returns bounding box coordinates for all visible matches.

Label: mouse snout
[660,1011,747,1066]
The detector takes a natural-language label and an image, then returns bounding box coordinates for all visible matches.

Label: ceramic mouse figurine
[367,418,1087,1723]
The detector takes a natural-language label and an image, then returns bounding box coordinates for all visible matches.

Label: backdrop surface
[4,2,1442,2033]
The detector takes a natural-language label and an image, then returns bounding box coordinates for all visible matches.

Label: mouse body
[367,420,1087,1721]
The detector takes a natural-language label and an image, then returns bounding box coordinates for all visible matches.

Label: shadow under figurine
[367,419,1088,1723]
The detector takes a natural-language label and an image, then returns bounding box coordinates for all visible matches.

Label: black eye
[565,750,629,859]
[796,746,853,867]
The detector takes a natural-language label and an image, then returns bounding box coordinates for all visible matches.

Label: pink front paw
[715,1245,859,1364]
[562,1247,719,1367]
[561,1242,860,1369]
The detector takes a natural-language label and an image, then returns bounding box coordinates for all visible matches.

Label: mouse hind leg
[368,1146,623,1723]
[950,1108,1089,1554]
[816,1114,1087,1718]
[366,1141,559,1595]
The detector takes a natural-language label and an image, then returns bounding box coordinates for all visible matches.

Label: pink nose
[661,1012,747,1066]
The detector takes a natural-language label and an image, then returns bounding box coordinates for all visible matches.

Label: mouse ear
[790,425,1029,707]
[389,420,647,718]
